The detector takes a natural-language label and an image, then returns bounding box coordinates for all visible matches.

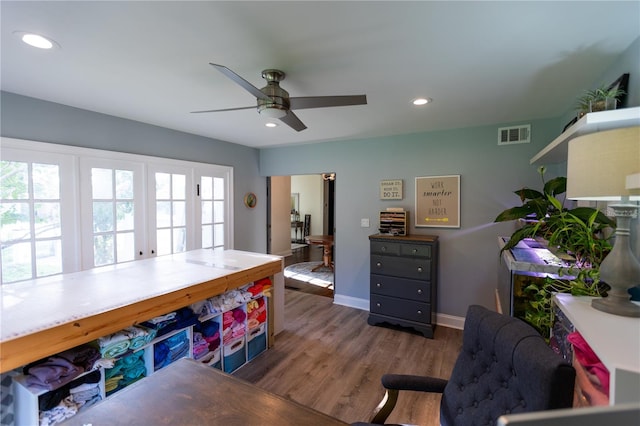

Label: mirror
[291,193,300,222]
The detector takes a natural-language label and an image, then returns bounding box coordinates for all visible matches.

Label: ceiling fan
[191,63,367,131]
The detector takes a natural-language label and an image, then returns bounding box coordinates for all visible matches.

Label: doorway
[267,174,335,298]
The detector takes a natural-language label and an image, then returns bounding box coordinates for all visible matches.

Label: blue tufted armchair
[352,305,575,426]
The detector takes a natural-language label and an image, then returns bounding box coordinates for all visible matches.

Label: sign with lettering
[380,179,403,200]
[415,175,460,228]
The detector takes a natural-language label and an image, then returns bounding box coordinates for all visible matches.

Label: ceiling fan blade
[289,95,367,110]
[191,106,256,114]
[210,63,271,101]
[279,111,307,132]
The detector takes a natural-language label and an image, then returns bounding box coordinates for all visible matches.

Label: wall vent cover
[498,124,530,145]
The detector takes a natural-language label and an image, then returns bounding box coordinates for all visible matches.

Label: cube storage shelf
[13,292,269,426]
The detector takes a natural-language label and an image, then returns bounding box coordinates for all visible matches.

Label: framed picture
[243,192,257,209]
[415,175,460,228]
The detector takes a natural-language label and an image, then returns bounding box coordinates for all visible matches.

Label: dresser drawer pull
[381,246,387,252]
[417,267,423,273]
[376,262,382,268]
[417,289,422,295]
[412,248,418,254]
[376,283,382,288]
[417,310,423,315]
[376,302,381,308]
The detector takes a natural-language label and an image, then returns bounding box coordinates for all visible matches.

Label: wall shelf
[530,107,640,165]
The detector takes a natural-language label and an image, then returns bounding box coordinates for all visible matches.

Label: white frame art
[415,175,460,228]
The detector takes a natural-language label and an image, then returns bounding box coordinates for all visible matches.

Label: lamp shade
[567,126,640,201]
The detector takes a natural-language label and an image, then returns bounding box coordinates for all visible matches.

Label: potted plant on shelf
[495,166,615,336]
[576,84,626,117]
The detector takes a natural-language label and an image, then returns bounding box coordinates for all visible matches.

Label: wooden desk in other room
[305,234,334,272]
[62,358,347,426]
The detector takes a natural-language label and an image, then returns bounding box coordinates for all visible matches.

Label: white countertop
[1,249,281,343]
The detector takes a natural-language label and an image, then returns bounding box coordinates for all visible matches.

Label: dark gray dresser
[368,234,438,338]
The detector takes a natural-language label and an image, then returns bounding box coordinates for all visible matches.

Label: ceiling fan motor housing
[258,69,289,118]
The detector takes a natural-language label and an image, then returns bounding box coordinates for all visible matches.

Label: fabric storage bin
[223,337,246,373]
[199,349,222,370]
[247,323,267,361]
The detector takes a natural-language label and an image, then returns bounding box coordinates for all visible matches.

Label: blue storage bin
[247,324,267,361]
[223,337,246,373]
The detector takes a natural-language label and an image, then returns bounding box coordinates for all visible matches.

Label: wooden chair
[303,214,311,239]
[352,305,575,426]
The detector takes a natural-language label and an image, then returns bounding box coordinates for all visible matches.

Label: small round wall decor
[244,192,257,209]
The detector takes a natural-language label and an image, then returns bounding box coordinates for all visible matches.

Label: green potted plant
[576,84,626,116]
[495,166,615,336]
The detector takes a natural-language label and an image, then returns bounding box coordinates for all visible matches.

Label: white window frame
[79,157,147,269]
[0,137,234,283]
[194,166,234,250]
[147,163,194,256]
[0,146,80,280]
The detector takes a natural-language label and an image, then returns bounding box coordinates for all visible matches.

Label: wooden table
[305,235,334,272]
[0,249,282,373]
[62,358,347,425]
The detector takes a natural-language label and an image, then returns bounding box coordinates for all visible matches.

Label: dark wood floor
[234,288,463,425]
[284,244,334,298]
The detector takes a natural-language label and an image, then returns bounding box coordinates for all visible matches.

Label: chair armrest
[365,375,448,424]
[381,374,448,393]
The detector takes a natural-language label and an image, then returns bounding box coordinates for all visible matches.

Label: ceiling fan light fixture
[412,97,432,106]
[14,31,59,49]
[258,106,288,119]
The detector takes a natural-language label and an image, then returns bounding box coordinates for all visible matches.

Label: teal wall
[260,118,563,316]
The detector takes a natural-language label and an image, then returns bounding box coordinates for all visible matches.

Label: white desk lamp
[567,126,640,317]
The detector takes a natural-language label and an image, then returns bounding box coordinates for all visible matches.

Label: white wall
[291,174,324,236]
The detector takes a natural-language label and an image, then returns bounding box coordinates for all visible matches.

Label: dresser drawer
[370,241,400,256]
[399,243,431,258]
[371,255,430,280]
[370,274,430,302]
[370,294,431,324]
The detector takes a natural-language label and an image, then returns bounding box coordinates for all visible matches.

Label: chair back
[303,214,311,238]
[440,305,575,426]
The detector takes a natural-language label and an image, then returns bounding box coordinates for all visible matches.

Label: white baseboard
[436,313,465,330]
[333,294,369,311]
[332,294,465,330]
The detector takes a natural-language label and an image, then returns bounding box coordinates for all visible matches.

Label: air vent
[498,124,531,145]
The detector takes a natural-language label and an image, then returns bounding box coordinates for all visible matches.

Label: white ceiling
[2,1,639,148]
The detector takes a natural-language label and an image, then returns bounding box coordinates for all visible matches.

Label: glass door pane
[1,160,64,283]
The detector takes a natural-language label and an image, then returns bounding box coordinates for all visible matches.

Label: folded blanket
[125,325,155,350]
[39,396,79,426]
[97,331,131,358]
[57,344,100,371]
[24,356,84,391]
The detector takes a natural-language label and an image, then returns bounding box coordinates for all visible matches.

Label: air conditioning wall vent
[498,124,531,145]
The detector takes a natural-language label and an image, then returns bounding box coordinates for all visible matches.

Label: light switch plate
[361,218,370,227]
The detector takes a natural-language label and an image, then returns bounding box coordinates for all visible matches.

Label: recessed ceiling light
[13,31,59,49]
[265,122,278,128]
[412,97,432,106]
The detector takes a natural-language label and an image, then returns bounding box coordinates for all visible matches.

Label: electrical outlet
[360,218,370,228]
